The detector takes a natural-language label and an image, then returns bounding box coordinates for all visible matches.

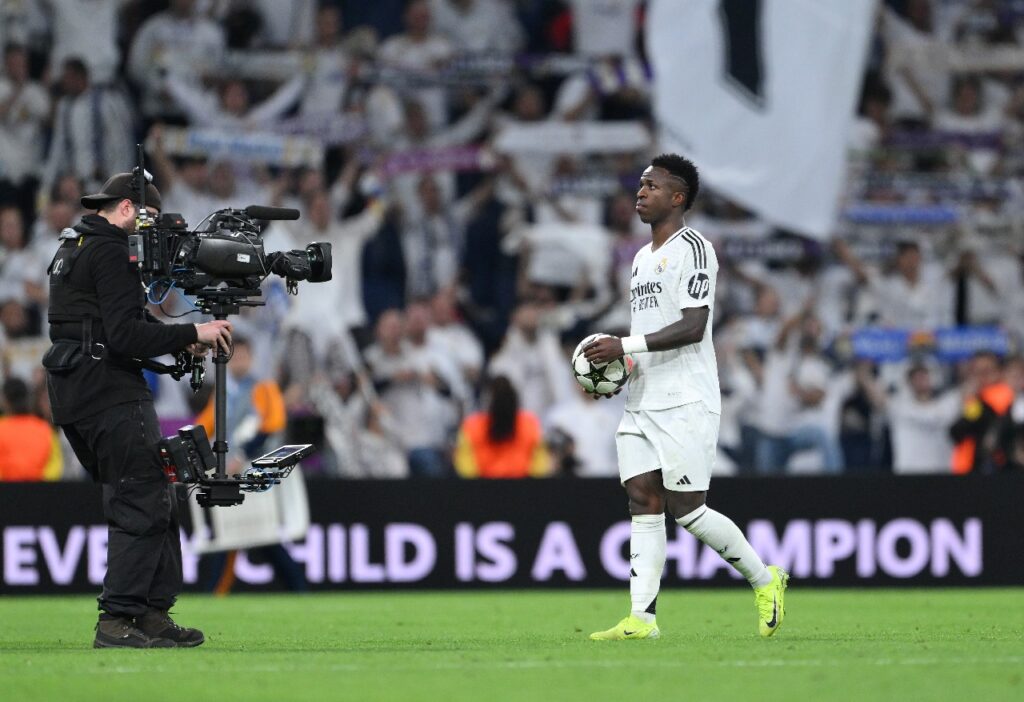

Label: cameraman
[44,172,232,649]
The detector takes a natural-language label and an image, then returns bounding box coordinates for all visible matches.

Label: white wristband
[620,335,648,354]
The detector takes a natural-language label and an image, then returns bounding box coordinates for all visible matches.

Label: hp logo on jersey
[686,272,710,300]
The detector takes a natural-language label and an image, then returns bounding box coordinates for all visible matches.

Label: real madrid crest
[654,257,668,274]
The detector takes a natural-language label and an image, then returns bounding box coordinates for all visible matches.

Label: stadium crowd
[1,0,1023,482]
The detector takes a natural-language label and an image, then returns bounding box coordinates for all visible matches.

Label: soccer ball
[571,333,635,395]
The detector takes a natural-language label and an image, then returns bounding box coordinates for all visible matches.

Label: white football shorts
[615,401,720,491]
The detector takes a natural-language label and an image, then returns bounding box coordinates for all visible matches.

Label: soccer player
[584,154,788,640]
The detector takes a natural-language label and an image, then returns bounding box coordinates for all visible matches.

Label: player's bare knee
[666,490,706,519]
[628,493,664,515]
[625,475,665,515]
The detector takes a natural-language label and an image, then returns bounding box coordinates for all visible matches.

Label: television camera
[126,148,329,507]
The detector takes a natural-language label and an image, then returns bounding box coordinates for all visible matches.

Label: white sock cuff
[675,506,708,529]
[631,514,665,531]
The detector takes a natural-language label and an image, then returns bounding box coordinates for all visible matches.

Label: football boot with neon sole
[589,614,660,641]
[754,565,789,638]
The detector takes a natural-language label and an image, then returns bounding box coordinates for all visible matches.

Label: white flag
[646,0,876,239]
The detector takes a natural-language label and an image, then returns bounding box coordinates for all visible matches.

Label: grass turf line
[1,589,1021,702]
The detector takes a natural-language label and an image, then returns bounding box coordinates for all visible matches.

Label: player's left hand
[583,335,624,365]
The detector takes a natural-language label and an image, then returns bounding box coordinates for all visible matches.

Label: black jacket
[46,214,198,424]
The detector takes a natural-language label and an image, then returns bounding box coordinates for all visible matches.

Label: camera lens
[305,242,332,282]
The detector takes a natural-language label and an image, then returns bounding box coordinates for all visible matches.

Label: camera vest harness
[47,224,109,359]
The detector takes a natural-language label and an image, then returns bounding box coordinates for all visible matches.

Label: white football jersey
[625,226,720,413]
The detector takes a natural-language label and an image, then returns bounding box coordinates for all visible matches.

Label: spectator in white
[0,44,50,195]
[880,1,950,123]
[716,335,762,473]
[935,75,1008,133]
[312,362,411,479]
[363,309,452,478]
[856,361,960,474]
[387,91,502,220]
[718,285,785,470]
[949,242,1007,326]
[41,58,135,193]
[489,301,573,421]
[50,173,84,208]
[204,160,271,212]
[29,193,76,271]
[261,184,386,357]
[732,285,782,356]
[0,206,46,314]
[145,123,214,228]
[377,0,454,130]
[429,0,524,53]
[492,84,558,207]
[163,72,307,130]
[532,155,603,226]
[275,159,359,219]
[405,299,470,418]
[249,0,315,49]
[1004,251,1024,344]
[346,402,411,479]
[427,286,484,387]
[401,174,492,298]
[753,309,845,474]
[297,5,353,117]
[127,0,226,119]
[848,82,892,178]
[568,0,641,58]
[593,192,648,331]
[545,380,623,477]
[834,238,954,329]
[934,75,1009,174]
[42,0,125,84]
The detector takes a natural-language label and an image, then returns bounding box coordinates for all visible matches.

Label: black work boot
[94,614,175,649]
[135,608,205,647]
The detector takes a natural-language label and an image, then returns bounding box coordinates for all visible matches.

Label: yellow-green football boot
[589,614,660,641]
[754,565,789,638]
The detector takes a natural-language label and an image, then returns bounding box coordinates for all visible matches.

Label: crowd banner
[155,127,324,168]
[849,326,1012,363]
[844,203,961,226]
[274,114,367,146]
[646,0,876,239]
[376,145,495,177]
[492,121,651,155]
[1,475,1021,593]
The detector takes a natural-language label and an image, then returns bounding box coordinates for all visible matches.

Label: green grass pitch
[1,589,1022,702]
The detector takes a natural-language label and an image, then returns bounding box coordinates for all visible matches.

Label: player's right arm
[582,305,709,366]
[640,305,710,351]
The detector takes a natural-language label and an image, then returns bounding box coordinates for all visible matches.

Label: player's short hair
[651,153,700,211]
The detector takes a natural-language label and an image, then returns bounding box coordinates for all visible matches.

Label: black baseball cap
[81,172,162,211]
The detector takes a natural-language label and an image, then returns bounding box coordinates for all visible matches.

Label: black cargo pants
[61,400,182,617]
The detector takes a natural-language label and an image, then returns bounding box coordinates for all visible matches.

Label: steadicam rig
[158,425,313,507]
[126,145,323,507]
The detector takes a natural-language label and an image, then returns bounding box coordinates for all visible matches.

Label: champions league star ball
[571,334,635,395]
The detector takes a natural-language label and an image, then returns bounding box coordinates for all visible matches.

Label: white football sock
[629,514,666,623]
[676,505,772,588]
